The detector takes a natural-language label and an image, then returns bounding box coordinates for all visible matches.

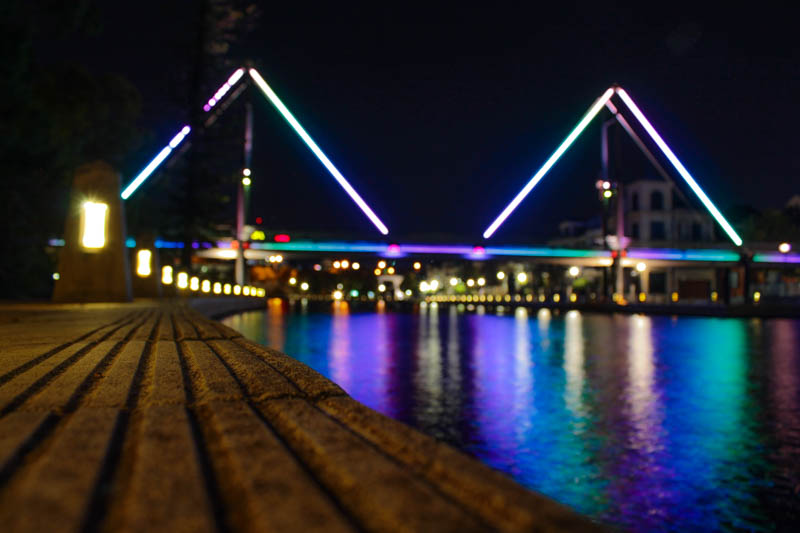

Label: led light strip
[482,88,615,239]
[248,68,389,235]
[614,88,743,246]
[121,126,190,199]
[628,248,741,262]
[204,68,244,111]
[122,68,247,200]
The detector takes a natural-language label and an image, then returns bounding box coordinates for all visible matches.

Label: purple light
[615,87,743,246]
[753,252,800,264]
[628,248,740,262]
[204,68,245,112]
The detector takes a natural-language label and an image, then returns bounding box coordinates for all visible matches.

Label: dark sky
[43,3,800,242]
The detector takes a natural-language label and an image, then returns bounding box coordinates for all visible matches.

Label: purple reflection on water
[223,306,800,530]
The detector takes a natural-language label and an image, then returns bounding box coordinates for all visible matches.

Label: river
[222,301,800,530]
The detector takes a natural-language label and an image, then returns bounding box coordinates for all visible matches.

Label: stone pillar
[53,161,132,302]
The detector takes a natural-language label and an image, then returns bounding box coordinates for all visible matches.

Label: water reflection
[223,306,800,531]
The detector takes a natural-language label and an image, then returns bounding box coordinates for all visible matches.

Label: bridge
[54,65,800,305]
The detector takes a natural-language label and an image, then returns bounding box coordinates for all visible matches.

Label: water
[222,303,800,531]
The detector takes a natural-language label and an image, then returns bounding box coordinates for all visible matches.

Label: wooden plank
[208,340,299,400]
[198,401,354,532]
[257,398,488,533]
[181,341,242,403]
[0,408,120,533]
[114,405,216,533]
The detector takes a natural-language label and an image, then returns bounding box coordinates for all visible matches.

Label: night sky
[44,3,800,242]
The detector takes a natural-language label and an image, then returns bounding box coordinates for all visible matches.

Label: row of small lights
[160,265,265,297]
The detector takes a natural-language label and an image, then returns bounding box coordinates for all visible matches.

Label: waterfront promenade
[0,300,600,532]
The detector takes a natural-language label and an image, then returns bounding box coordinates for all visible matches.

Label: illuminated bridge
[106,65,798,303]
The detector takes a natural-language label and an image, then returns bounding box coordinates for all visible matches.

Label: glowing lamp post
[53,161,132,302]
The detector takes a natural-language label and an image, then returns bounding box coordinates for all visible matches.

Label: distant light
[553,293,561,303]
[378,283,386,292]
[242,177,251,186]
[161,265,173,285]
[136,249,152,277]
[449,277,459,287]
[352,262,360,270]
[538,294,545,302]
[615,87,743,246]
[387,266,395,275]
[482,87,614,238]
[333,290,343,300]
[275,234,291,243]
[516,272,527,284]
[671,291,679,302]
[201,280,211,293]
[275,255,283,263]
[711,291,718,302]
[337,283,344,290]
[603,190,613,199]
[248,68,389,235]
[568,266,580,277]
[257,288,266,297]
[243,168,251,177]
[340,259,350,269]
[405,289,412,296]
[367,291,375,299]
[602,180,611,190]
[430,280,439,291]
[234,284,242,295]
[52,272,60,280]
[289,277,297,285]
[333,260,341,269]
[373,268,382,276]
[223,283,231,295]
[350,289,359,298]
[378,261,387,269]
[779,242,791,253]
[255,217,263,224]
[638,292,646,302]
[190,276,200,291]
[177,272,189,289]
[81,201,108,249]
[300,282,309,291]
[413,261,421,270]
[419,281,429,292]
[753,291,761,303]
[466,278,475,287]
[243,286,251,296]
[213,282,221,294]
[570,293,577,302]
[636,262,647,272]
[313,263,322,271]
[477,277,486,286]
[496,271,506,280]
[250,230,266,241]
[121,126,191,199]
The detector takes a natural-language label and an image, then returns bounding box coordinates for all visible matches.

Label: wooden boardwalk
[0,301,602,532]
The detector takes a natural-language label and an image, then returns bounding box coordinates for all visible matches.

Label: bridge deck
[0,300,600,532]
